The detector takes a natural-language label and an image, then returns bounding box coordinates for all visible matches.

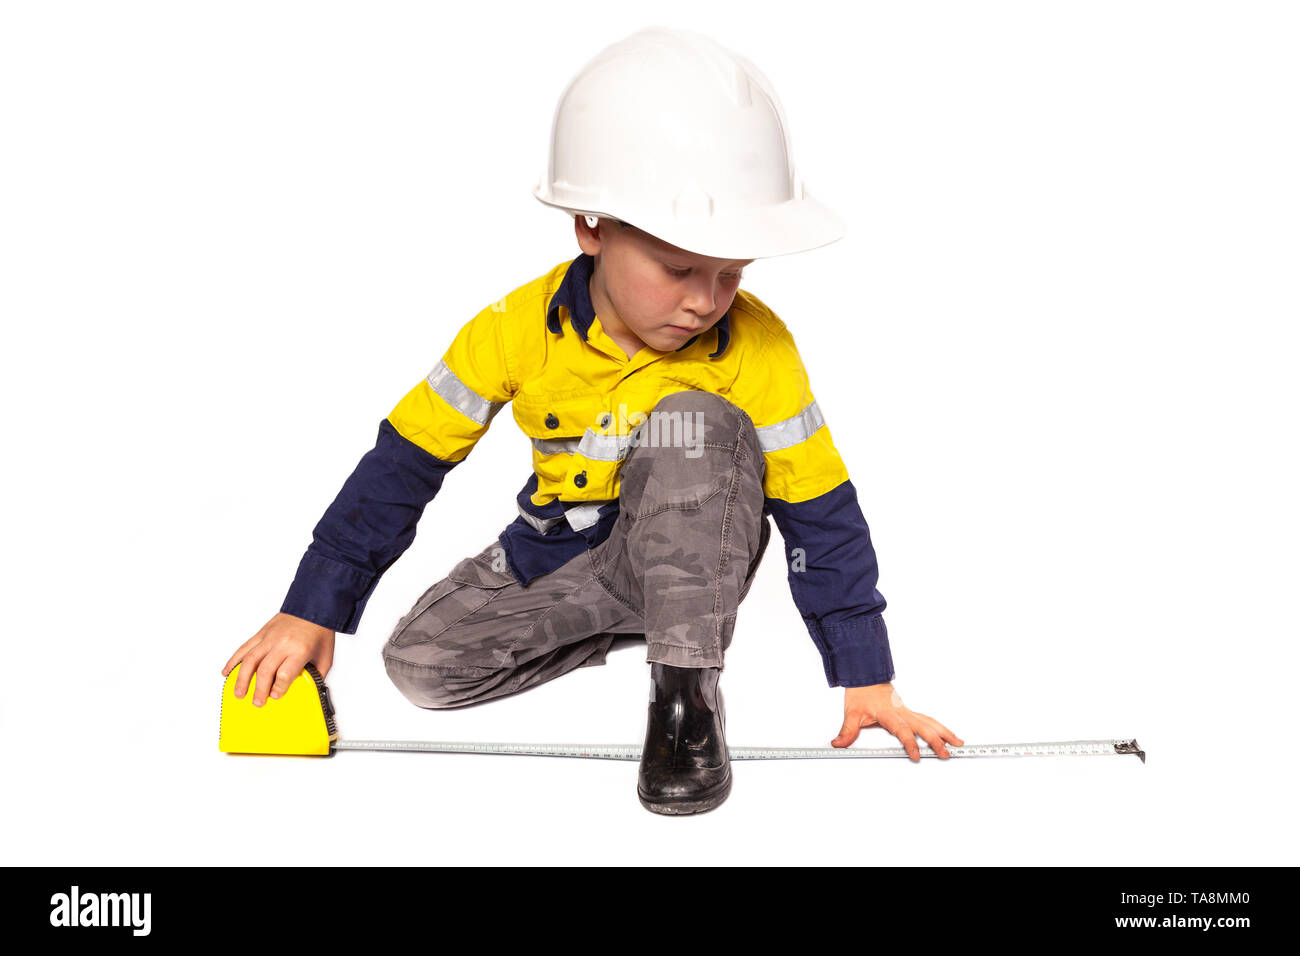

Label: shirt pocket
[512,394,605,440]
[513,394,625,498]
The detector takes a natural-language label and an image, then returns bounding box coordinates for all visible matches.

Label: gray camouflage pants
[382,390,772,709]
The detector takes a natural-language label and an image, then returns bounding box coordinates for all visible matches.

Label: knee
[651,389,746,423]
[644,390,760,455]
[382,652,499,710]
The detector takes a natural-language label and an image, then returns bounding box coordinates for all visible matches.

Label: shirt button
[574,471,588,488]
[599,413,611,428]
[545,413,559,429]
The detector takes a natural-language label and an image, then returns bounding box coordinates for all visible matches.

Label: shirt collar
[546,253,731,358]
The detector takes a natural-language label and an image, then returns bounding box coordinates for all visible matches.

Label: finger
[223,635,261,678]
[832,712,863,749]
[253,651,287,707]
[269,653,307,701]
[877,711,920,761]
[913,722,951,759]
[935,722,963,747]
[234,647,268,699]
[909,711,964,747]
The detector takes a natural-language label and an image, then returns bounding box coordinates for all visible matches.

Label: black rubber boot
[637,662,732,815]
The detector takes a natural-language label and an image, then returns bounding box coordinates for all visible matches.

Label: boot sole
[637,771,732,815]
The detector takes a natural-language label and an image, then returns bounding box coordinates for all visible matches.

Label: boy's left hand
[832,682,963,760]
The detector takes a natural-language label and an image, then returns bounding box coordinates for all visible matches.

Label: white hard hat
[533,27,845,261]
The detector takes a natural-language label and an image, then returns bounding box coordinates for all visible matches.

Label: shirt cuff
[280,550,379,634]
[804,612,895,688]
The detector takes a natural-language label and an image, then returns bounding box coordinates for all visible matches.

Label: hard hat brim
[533,183,846,261]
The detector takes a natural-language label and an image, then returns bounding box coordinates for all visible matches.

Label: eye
[663,265,745,282]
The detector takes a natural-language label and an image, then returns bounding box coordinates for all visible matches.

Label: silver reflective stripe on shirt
[426,359,506,427]
[532,429,633,463]
[531,436,582,457]
[516,503,564,534]
[564,500,612,532]
[576,428,635,462]
[515,499,615,534]
[755,401,826,453]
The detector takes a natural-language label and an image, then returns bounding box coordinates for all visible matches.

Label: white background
[2,0,1295,866]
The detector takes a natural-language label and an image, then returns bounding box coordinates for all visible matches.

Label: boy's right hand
[222,613,336,707]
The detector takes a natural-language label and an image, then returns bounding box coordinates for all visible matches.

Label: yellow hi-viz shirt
[281,254,893,687]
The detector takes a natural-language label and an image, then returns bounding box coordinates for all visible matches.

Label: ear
[575,215,602,256]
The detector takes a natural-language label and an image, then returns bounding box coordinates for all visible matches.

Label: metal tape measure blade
[332,738,1145,762]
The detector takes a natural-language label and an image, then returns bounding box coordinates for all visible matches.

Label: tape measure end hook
[1114,739,1146,763]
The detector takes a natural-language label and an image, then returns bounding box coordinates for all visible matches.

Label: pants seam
[389,582,497,650]
[587,548,643,617]
[711,414,748,652]
[384,658,499,679]
[502,572,602,693]
[627,481,730,520]
[647,640,722,653]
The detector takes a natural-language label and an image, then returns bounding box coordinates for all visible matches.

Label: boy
[222,27,961,814]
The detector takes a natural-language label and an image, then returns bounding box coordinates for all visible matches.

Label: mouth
[666,324,700,334]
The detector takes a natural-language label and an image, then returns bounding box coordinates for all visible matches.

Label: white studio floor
[3,0,1296,866]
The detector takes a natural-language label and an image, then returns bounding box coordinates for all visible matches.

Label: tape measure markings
[332,738,1145,762]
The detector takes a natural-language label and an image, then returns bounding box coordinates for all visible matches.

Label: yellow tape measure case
[219,662,338,756]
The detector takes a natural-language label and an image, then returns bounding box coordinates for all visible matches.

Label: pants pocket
[387,543,515,649]
[619,445,735,519]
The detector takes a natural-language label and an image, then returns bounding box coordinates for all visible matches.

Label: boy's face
[577,218,753,355]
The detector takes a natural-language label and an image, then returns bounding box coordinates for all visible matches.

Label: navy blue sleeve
[763,479,895,688]
[280,419,461,633]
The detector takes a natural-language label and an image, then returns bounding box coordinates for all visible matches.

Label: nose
[682,275,720,318]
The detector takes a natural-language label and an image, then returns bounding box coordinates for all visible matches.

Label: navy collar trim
[546,254,731,359]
